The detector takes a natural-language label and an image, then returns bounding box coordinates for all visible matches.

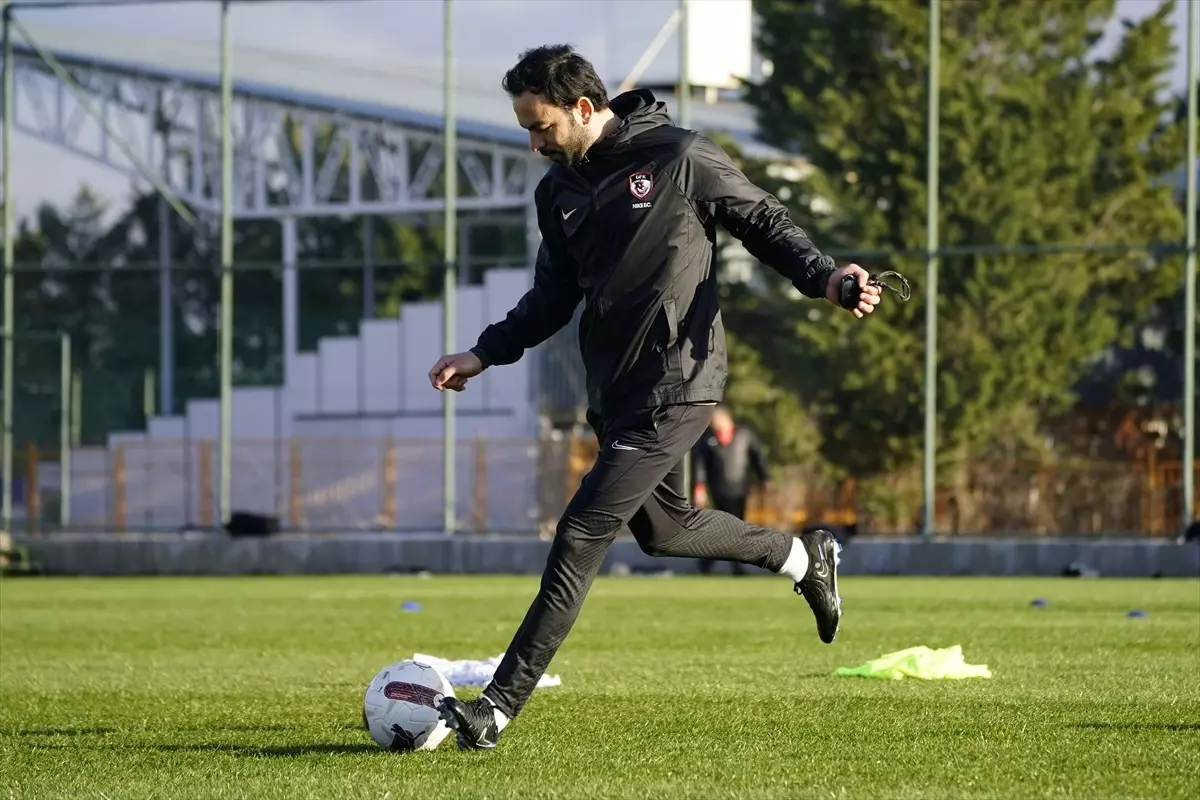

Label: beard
[541,118,591,166]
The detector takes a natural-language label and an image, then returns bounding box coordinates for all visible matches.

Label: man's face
[513,92,592,166]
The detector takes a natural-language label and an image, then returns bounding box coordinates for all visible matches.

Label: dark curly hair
[502,44,610,111]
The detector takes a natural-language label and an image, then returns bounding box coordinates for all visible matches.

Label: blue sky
[2,0,1194,224]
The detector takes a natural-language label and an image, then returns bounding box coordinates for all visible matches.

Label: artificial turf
[1,574,1197,799]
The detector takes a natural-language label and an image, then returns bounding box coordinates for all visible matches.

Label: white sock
[484,696,510,732]
[776,537,810,584]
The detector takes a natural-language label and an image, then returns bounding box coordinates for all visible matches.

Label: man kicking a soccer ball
[427,44,884,750]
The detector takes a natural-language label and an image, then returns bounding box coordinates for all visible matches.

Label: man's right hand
[428,351,484,392]
[825,263,882,319]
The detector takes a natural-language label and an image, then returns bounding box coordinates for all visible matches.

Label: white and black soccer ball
[362,659,456,751]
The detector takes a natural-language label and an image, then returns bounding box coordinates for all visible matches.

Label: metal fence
[10,433,1198,537]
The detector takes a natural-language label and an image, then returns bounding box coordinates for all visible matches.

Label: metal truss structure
[9,43,546,220]
[1,18,555,534]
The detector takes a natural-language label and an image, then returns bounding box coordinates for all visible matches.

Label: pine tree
[729,0,1189,529]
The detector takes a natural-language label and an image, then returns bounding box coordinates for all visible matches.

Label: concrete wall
[32,268,541,531]
[12,533,1200,579]
[117,266,536,445]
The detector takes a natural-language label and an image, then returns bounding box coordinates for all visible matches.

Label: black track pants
[482,403,793,719]
[698,494,749,575]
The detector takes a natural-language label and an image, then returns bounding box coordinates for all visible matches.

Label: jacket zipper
[570,157,604,312]
[576,157,599,215]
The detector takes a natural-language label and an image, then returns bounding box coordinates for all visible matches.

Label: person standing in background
[691,406,771,576]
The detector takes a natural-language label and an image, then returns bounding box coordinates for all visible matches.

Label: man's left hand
[825,264,882,319]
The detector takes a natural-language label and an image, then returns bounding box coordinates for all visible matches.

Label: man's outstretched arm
[429,204,581,393]
[683,134,881,317]
[470,240,582,369]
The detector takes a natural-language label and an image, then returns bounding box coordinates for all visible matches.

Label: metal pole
[143,368,155,419]
[678,0,693,497]
[159,194,174,415]
[1183,0,1198,531]
[281,216,297,382]
[217,0,234,527]
[70,370,80,446]
[442,0,457,534]
[1,0,13,533]
[922,0,941,537]
[677,0,691,129]
[616,8,681,93]
[364,216,375,320]
[60,332,70,527]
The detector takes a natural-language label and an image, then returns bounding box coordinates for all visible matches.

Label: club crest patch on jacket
[628,171,654,200]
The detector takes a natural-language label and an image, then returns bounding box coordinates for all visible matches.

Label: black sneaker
[437,696,500,750]
[794,529,842,644]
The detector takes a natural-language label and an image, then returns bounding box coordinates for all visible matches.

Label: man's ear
[576,97,595,125]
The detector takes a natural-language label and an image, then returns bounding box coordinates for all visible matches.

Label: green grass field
[1,574,1197,799]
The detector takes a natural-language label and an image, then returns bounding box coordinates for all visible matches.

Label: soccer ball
[362,659,456,751]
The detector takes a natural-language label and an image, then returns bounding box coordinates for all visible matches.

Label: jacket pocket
[662,298,683,383]
[663,298,679,348]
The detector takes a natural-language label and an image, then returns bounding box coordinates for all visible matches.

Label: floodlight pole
[678,0,691,130]
[617,8,681,94]
[922,0,941,537]
[218,0,234,528]
[159,192,173,416]
[1183,0,1198,532]
[59,331,70,527]
[681,0,700,501]
[442,0,458,534]
[1,0,13,534]
[678,0,694,499]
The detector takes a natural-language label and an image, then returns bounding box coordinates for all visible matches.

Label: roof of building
[14,21,788,159]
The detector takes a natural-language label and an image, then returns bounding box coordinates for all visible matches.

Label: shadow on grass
[17,727,116,736]
[11,740,386,757]
[12,722,387,757]
[147,742,381,757]
[1076,721,1200,732]
[16,723,296,737]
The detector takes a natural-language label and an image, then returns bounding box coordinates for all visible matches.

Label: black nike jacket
[470,89,837,418]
